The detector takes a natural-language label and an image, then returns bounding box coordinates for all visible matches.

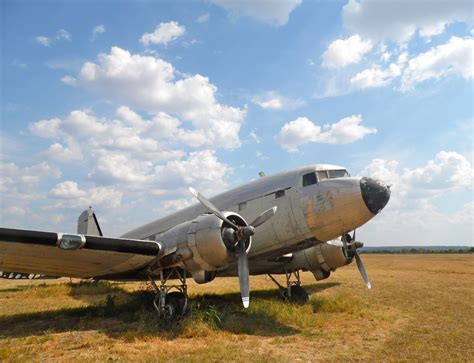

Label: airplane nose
[360,177,391,214]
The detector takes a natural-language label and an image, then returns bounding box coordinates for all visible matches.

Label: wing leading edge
[0,227,162,279]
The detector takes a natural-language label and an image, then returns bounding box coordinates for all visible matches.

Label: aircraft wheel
[284,285,309,304]
[164,291,186,318]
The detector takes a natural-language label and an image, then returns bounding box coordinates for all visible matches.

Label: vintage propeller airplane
[0,164,390,319]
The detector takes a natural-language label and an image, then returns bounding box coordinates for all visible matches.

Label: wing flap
[0,228,162,279]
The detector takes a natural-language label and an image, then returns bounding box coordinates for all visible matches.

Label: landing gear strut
[268,270,309,304]
[148,267,188,319]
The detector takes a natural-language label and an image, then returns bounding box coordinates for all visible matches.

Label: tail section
[77,206,103,236]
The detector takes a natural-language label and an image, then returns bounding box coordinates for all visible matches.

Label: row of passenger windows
[303,169,350,187]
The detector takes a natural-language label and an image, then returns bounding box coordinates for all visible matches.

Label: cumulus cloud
[322,35,373,68]
[51,181,123,209]
[343,0,473,42]
[401,36,474,91]
[140,21,185,46]
[63,47,246,149]
[209,0,302,26]
[277,114,376,152]
[0,161,61,201]
[350,63,402,89]
[29,107,231,197]
[360,151,473,200]
[358,151,474,245]
[252,91,304,110]
[349,36,473,91]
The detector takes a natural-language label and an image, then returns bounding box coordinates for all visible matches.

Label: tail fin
[77,206,103,236]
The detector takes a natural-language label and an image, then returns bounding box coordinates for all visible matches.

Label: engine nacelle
[287,241,348,281]
[157,212,250,272]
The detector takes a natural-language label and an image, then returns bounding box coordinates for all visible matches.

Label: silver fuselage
[122,165,375,269]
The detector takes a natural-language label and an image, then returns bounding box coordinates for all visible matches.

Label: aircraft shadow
[0,281,340,339]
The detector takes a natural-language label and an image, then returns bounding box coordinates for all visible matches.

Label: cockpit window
[302,172,317,187]
[327,169,350,178]
[317,171,328,181]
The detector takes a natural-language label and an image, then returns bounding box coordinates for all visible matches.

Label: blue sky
[1,0,473,246]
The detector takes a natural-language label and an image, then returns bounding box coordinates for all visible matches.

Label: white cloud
[92,24,106,38]
[248,130,261,143]
[35,29,71,47]
[64,47,246,149]
[350,63,402,89]
[358,151,474,246]
[322,35,373,68]
[360,151,474,201]
[36,36,51,47]
[343,0,473,42]
[94,24,106,34]
[56,29,71,41]
[0,161,61,201]
[29,108,232,195]
[5,206,27,217]
[209,0,302,26]
[140,21,185,46]
[51,181,123,209]
[277,114,376,152]
[252,91,304,110]
[401,36,474,91]
[196,13,210,23]
[349,36,473,91]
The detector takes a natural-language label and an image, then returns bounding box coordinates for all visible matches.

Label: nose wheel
[148,267,188,320]
[268,270,309,304]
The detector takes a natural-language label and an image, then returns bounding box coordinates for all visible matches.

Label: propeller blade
[249,206,277,228]
[189,187,239,230]
[237,239,250,308]
[354,252,371,289]
[341,235,349,258]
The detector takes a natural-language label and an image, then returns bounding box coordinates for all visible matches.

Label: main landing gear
[268,269,309,304]
[148,267,188,320]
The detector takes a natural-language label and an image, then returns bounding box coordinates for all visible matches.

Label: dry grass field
[0,254,473,362]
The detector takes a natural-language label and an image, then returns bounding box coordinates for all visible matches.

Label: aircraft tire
[285,285,309,304]
[164,292,186,318]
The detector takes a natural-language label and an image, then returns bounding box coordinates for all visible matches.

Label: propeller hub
[241,226,255,238]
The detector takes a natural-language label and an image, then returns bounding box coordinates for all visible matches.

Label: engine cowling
[287,241,348,281]
[157,212,250,272]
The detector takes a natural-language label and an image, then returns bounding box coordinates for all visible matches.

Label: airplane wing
[0,227,162,279]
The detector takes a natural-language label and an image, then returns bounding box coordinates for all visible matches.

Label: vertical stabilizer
[77,207,103,236]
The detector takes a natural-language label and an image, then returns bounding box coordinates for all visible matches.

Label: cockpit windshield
[317,169,350,181]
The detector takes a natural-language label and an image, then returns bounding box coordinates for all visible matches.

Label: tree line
[361,247,474,254]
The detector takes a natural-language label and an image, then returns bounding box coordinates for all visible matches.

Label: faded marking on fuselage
[314,191,335,213]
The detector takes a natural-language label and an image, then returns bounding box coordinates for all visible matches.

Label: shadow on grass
[0,280,340,339]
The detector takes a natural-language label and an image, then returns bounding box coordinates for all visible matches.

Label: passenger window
[275,190,285,198]
[317,171,328,181]
[302,172,317,187]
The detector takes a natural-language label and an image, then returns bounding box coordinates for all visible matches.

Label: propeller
[342,232,371,289]
[189,187,277,308]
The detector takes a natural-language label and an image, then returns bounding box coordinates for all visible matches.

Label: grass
[0,254,473,362]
